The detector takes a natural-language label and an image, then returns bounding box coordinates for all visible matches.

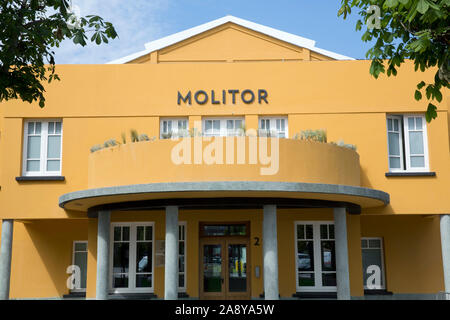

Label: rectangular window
[295,221,336,292]
[386,114,429,172]
[259,117,288,138]
[160,118,189,139]
[23,120,63,176]
[203,118,245,137]
[110,222,154,293]
[72,241,88,292]
[179,222,186,291]
[361,237,385,289]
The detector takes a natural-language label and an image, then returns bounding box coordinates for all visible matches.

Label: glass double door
[200,238,250,299]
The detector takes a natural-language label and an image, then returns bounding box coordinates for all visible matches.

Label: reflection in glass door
[200,238,250,299]
[201,240,225,299]
[227,243,248,297]
[110,223,154,293]
[295,221,337,292]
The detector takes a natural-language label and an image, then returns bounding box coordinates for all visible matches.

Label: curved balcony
[88,137,360,188]
[60,137,389,212]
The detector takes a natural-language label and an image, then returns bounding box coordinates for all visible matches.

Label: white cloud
[53,0,171,64]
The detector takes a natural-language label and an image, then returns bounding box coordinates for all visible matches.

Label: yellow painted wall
[8,219,87,298]
[0,61,448,219]
[361,214,444,294]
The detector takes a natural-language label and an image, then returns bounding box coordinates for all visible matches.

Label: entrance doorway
[199,223,251,300]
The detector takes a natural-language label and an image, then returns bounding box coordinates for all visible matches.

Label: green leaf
[384,0,399,8]
[416,0,429,14]
[414,90,422,100]
[425,103,437,122]
[417,81,426,89]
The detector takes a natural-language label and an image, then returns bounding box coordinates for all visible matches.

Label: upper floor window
[23,120,62,176]
[160,118,188,139]
[203,118,244,137]
[259,117,288,138]
[386,114,429,172]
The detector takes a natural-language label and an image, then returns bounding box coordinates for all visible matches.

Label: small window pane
[122,227,130,241]
[415,117,422,130]
[298,273,315,287]
[205,121,212,131]
[322,273,337,286]
[74,252,87,289]
[387,119,392,131]
[145,226,152,241]
[47,160,60,171]
[305,225,313,239]
[361,239,368,248]
[55,122,62,134]
[113,274,128,288]
[114,227,121,241]
[136,242,152,273]
[168,121,172,132]
[27,136,41,158]
[137,226,144,241]
[408,117,415,130]
[163,121,168,133]
[320,225,328,239]
[47,135,61,158]
[388,132,400,156]
[74,242,87,251]
[35,122,41,134]
[297,225,305,240]
[389,157,401,169]
[297,241,314,271]
[27,160,40,171]
[410,156,425,167]
[368,239,381,248]
[213,120,220,131]
[227,120,233,130]
[329,225,335,239]
[393,119,399,131]
[48,122,55,134]
[28,122,35,134]
[136,274,152,288]
[409,131,424,154]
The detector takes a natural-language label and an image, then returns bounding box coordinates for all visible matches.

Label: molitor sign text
[177,89,268,105]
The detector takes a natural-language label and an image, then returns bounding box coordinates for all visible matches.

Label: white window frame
[160,118,189,139]
[22,119,63,176]
[386,114,429,172]
[179,221,187,292]
[109,222,155,293]
[361,237,386,290]
[258,116,288,138]
[72,240,88,293]
[294,221,337,292]
[202,117,245,137]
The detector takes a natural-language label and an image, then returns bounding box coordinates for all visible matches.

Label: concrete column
[440,214,450,299]
[0,220,13,300]
[334,207,351,300]
[96,211,111,300]
[165,206,179,300]
[263,204,279,300]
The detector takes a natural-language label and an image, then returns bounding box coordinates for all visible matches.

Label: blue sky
[54,0,373,64]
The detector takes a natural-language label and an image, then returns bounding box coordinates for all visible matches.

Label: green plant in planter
[130,129,139,142]
[299,129,327,142]
[90,144,103,153]
[161,132,173,139]
[138,133,150,141]
[103,139,119,148]
[330,140,357,151]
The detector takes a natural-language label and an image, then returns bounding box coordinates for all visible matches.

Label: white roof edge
[106,15,354,64]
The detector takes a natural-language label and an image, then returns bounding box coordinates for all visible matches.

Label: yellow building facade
[0,16,449,300]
